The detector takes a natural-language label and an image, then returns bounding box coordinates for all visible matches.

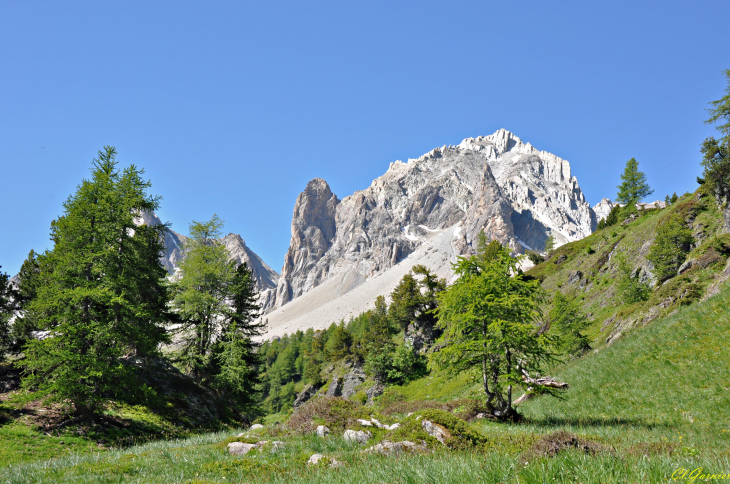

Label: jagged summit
[265,129,596,320]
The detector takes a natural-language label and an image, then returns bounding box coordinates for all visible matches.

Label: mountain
[134,212,280,305]
[264,129,596,332]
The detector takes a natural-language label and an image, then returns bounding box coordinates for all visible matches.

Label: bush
[286,396,369,433]
[526,251,545,265]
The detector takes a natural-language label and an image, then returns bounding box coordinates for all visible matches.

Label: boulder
[293,383,321,408]
[365,383,385,405]
[341,371,365,399]
[315,425,330,437]
[307,453,344,468]
[421,419,451,445]
[343,429,372,443]
[325,377,342,397]
[365,440,429,455]
[249,424,264,431]
[227,442,258,456]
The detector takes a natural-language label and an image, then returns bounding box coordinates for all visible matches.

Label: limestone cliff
[270,129,595,312]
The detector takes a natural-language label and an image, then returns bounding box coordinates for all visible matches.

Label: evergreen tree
[547,292,591,355]
[209,262,264,414]
[700,70,730,203]
[171,214,234,381]
[430,243,552,419]
[616,158,653,206]
[0,266,17,359]
[646,216,694,282]
[10,251,42,353]
[614,253,651,302]
[21,147,170,417]
[543,235,555,253]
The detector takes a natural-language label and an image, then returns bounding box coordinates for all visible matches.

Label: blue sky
[1,1,729,275]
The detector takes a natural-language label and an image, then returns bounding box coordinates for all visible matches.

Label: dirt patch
[519,431,609,463]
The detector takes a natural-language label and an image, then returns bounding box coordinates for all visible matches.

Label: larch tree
[430,242,563,420]
[616,158,653,206]
[21,147,170,417]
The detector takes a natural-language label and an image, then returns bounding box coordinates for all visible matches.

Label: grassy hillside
[2,282,729,483]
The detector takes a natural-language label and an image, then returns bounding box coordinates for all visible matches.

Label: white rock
[421,419,450,445]
[249,424,264,431]
[385,423,400,430]
[315,425,330,437]
[343,429,372,443]
[365,440,429,455]
[307,454,343,468]
[357,419,373,427]
[227,442,258,456]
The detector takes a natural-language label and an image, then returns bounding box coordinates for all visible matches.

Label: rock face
[270,129,594,312]
[134,211,280,307]
[592,198,615,224]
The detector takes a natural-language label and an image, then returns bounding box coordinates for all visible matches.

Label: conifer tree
[646,216,694,282]
[616,158,653,206]
[547,292,591,355]
[21,147,170,417]
[700,70,730,203]
[430,242,552,419]
[0,266,17,359]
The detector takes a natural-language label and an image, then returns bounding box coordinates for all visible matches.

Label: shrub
[286,396,368,433]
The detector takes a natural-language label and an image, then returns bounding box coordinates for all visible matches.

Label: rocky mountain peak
[264,129,597,315]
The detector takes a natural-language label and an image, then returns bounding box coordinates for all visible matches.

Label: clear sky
[1,1,729,276]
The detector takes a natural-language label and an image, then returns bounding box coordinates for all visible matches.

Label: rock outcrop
[269,129,594,313]
[592,198,615,224]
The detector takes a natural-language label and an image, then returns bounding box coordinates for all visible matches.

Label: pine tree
[10,251,42,353]
[21,147,170,417]
[209,262,264,414]
[616,158,653,206]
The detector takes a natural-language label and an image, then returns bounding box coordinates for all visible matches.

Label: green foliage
[526,251,545,265]
[365,341,426,385]
[646,215,694,282]
[21,147,170,416]
[430,243,550,418]
[547,292,591,355]
[325,323,352,361]
[388,265,445,332]
[0,266,16,359]
[699,70,730,202]
[614,253,651,303]
[543,235,555,253]
[616,158,653,206]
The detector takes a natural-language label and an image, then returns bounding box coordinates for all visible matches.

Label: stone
[315,425,330,437]
[364,440,429,455]
[421,419,451,445]
[293,383,320,408]
[249,424,264,431]
[343,429,372,443]
[357,419,373,427]
[567,270,583,285]
[365,383,385,405]
[307,454,343,468]
[227,442,258,456]
[340,371,365,399]
[325,377,342,397]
